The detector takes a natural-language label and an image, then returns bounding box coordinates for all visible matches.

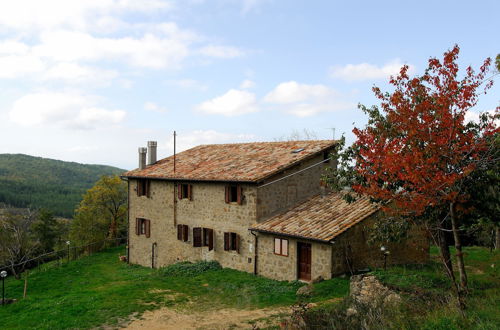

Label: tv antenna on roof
[326,127,336,140]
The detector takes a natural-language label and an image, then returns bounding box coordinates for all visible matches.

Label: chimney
[147,141,157,165]
[138,147,147,170]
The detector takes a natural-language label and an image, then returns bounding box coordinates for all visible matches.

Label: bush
[159,260,222,277]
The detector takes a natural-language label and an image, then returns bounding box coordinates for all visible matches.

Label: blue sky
[0,0,498,169]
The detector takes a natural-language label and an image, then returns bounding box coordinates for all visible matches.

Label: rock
[346,307,358,317]
[296,284,314,296]
[312,275,324,284]
[349,274,401,308]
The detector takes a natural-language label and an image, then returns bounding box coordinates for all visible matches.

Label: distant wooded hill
[0,154,125,217]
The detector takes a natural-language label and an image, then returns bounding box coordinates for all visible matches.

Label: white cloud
[241,0,270,14]
[9,92,126,129]
[0,55,46,78]
[464,109,499,126]
[167,79,208,91]
[0,0,171,32]
[144,102,168,113]
[329,59,416,82]
[42,62,118,85]
[264,81,355,117]
[199,45,245,58]
[33,30,191,69]
[196,89,258,116]
[240,79,255,89]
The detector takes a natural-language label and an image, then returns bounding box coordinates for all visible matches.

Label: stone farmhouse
[122,140,428,282]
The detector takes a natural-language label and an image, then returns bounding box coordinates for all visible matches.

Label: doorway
[297,242,311,281]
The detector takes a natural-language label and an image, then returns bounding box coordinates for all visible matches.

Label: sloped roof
[122,140,336,182]
[250,192,379,242]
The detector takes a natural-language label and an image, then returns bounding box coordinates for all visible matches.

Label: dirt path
[124,306,289,329]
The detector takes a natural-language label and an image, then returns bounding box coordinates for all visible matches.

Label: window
[177,224,189,242]
[274,238,288,256]
[225,185,242,204]
[137,179,150,197]
[135,218,150,238]
[323,151,330,161]
[193,227,214,250]
[193,227,202,247]
[203,228,214,251]
[177,184,192,200]
[224,232,239,252]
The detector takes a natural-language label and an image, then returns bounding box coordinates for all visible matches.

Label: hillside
[0,154,125,217]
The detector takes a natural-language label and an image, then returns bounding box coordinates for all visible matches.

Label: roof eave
[248,228,333,244]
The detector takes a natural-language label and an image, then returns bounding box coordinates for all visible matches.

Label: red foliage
[353,45,499,216]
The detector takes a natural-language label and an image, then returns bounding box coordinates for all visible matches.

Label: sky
[0,0,498,170]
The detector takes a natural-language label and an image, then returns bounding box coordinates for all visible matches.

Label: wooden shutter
[145,220,151,238]
[146,180,151,198]
[177,184,182,199]
[224,232,230,251]
[177,224,183,240]
[136,181,141,196]
[236,186,242,205]
[235,234,240,253]
[208,229,214,251]
[224,186,230,204]
[193,227,202,247]
[135,218,140,235]
[188,184,193,201]
[183,225,189,242]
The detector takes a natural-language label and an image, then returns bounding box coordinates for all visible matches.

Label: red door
[298,242,312,281]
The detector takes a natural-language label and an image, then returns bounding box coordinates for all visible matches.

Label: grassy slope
[0,154,125,217]
[373,246,500,329]
[0,246,349,329]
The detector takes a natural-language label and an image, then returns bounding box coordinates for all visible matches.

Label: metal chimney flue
[147,141,157,165]
[138,147,147,170]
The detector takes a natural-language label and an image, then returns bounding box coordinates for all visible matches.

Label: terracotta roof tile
[123,140,336,182]
[250,192,379,242]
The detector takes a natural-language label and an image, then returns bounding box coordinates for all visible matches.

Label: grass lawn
[371,246,500,329]
[0,246,349,329]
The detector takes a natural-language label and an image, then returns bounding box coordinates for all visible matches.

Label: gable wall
[330,216,429,275]
[256,152,335,221]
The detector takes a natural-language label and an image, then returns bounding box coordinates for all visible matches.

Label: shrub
[159,260,222,277]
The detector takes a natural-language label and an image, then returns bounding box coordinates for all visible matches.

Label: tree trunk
[450,201,468,310]
[438,226,454,280]
[496,227,500,251]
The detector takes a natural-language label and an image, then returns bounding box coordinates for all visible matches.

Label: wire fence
[0,237,127,277]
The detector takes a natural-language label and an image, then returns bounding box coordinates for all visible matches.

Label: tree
[0,209,39,278]
[70,175,127,247]
[329,46,499,309]
[32,209,58,253]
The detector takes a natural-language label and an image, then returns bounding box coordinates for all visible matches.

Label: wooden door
[297,242,312,281]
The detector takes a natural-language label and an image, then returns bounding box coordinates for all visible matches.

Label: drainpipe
[173,182,177,227]
[251,231,258,275]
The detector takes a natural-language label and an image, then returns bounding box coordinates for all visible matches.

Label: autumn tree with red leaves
[329,45,499,310]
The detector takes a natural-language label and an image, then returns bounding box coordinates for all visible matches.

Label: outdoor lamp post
[66,241,71,263]
[1,270,7,306]
[380,246,390,271]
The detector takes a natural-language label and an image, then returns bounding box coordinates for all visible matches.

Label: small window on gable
[274,238,288,256]
[177,184,192,200]
[135,218,150,238]
[225,185,242,205]
[137,179,150,197]
[224,232,239,253]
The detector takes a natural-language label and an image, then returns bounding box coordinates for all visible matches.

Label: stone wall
[331,216,429,275]
[256,152,335,222]
[256,234,332,281]
[128,179,257,273]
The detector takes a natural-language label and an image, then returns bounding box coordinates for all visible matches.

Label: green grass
[371,246,500,329]
[0,246,349,329]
